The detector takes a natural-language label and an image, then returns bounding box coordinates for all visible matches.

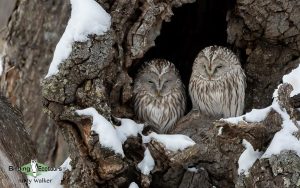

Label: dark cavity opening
[129,0,236,110]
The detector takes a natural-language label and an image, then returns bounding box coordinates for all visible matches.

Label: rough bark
[0,0,70,165]
[236,84,300,188]
[0,0,299,187]
[0,96,36,188]
[168,109,282,187]
[40,0,300,188]
[227,0,300,110]
[236,151,300,188]
[291,94,300,108]
[0,0,16,32]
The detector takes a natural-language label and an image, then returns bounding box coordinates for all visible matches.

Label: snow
[225,98,300,159]
[227,64,300,175]
[28,157,72,188]
[238,140,262,176]
[235,97,300,174]
[224,107,271,124]
[261,100,300,158]
[187,167,198,173]
[143,132,196,152]
[76,107,195,159]
[262,129,300,158]
[218,127,223,135]
[76,107,125,157]
[76,109,145,156]
[137,148,155,175]
[128,182,139,188]
[271,100,298,133]
[75,108,195,177]
[45,0,111,78]
[282,64,300,97]
[233,99,300,170]
[116,118,144,143]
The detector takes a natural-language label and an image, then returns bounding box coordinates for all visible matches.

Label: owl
[133,59,186,133]
[189,46,246,118]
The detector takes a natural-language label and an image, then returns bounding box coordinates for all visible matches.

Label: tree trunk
[227,0,300,110]
[0,96,36,188]
[0,0,70,166]
[1,0,299,187]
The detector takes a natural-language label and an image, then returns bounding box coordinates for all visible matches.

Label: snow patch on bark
[137,148,155,175]
[76,107,196,158]
[282,64,300,97]
[262,100,300,158]
[46,0,111,78]
[187,167,198,173]
[116,118,144,144]
[238,140,262,176]
[218,127,223,135]
[128,182,139,188]
[76,107,125,157]
[225,65,300,174]
[264,64,300,157]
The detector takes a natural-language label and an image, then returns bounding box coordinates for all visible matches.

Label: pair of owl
[133,46,246,133]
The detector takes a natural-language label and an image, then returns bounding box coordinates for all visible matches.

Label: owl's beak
[156,90,161,97]
[207,68,215,80]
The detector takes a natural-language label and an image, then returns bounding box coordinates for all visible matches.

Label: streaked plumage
[133,59,186,133]
[189,46,246,118]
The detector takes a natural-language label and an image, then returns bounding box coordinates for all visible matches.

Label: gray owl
[133,59,186,133]
[189,46,246,118]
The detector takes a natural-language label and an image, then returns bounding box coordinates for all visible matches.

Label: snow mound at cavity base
[116,118,144,144]
[45,0,111,78]
[76,107,125,157]
[143,132,196,152]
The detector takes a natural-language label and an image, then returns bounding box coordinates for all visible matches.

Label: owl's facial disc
[204,63,214,80]
[142,75,168,98]
[145,78,159,97]
[210,58,229,79]
[138,67,180,99]
[207,63,223,79]
[197,56,228,81]
[195,56,213,80]
[159,73,178,96]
